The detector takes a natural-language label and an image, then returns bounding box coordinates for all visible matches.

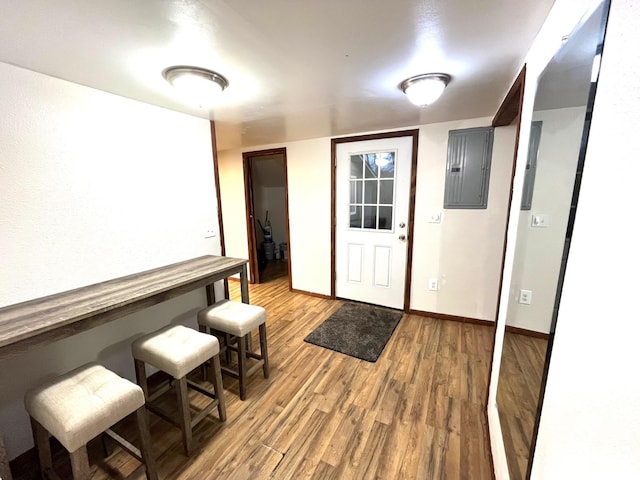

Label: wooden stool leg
[0,434,12,480]
[30,417,52,480]
[238,335,247,400]
[100,432,112,458]
[135,406,158,480]
[134,359,149,400]
[224,333,232,364]
[210,355,227,421]
[198,324,209,381]
[259,323,270,379]
[175,376,192,456]
[69,445,91,480]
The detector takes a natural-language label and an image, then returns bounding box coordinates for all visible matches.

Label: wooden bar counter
[0,255,248,361]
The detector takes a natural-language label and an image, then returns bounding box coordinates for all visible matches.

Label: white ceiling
[0,0,555,151]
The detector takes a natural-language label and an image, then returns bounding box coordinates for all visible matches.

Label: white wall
[0,62,220,459]
[531,0,640,477]
[219,119,514,320]
[506,106,585,333]
[411,119,515,320]
[219,137,332,294]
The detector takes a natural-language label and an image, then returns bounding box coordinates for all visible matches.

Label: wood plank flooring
[13,275,495,479]
[496,331,548,480]
[259,259,289,284]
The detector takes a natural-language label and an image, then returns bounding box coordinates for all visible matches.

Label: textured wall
[0,61,220,459]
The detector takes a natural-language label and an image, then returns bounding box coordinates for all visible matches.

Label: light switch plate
[428,212,442,224]
[530,214,549,228]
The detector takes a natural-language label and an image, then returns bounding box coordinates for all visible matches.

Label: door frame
[242,147,292,287]
[331,129,419,312]
[209,121,229,300]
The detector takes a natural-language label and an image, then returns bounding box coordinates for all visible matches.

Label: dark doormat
[304,302,403,362]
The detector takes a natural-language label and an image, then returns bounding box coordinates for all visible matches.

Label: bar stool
[197,300,269,400]
[24,362,157,480]
[131,324,226,456]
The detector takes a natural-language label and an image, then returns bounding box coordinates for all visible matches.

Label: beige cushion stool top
[131,324,226,456]
[132,323,220,379]
[198,300,266,337]
[198,300,269,400]
[24,362,157,480]
[25,363,145,454]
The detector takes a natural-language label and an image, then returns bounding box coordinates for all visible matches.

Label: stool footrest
[190,401,219,428]
[147,404,180,429]
[224,344,263,361]
[220,360,264,379]
[145,378,223,428]
[147,382,172,403]
[186,379,219,401]
[246,361,266,377]
[104,428,142,462]
[220,365,240,379]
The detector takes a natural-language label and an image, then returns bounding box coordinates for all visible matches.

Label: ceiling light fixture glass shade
[162,65,229,108]
[400,73,451,107]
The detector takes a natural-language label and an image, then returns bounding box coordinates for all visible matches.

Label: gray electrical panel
[444,127,494,209]
[521,121,543,210]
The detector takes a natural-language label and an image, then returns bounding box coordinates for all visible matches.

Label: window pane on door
[364,180,378,204]
[379,180,394,204]
[379,152,395,178]
[379,206,393,230]
[350,155,363,179]
[350,206,362,228]
[348,149,397,231]
[363,206,377,229]
[365,154,377,178]
[350,180,363,203]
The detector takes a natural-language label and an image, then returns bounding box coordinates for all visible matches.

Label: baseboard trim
[407,309,494,327]
[290,288,332,300]
[505,325,549,339]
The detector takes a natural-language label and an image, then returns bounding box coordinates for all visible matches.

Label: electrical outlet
[204,228,216,238]
[519,289,532,305]
[429,278,439,291]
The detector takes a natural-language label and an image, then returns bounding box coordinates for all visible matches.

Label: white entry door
[335,136,413,309]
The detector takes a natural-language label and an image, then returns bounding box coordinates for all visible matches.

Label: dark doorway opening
[242,148,291,285]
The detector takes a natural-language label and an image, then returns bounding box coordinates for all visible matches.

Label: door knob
[399,235,406,241]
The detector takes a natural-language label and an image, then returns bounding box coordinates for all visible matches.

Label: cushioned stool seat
[131,324,226,456]
[24,363,157,480]
[198,300,269,400]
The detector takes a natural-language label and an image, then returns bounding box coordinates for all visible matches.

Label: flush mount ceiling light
[162,65,229,108]
[400,73,451,107]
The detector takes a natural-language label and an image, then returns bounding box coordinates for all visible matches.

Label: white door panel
[336,136,413,309]
[373,245,392,287]
[347,243,364,283]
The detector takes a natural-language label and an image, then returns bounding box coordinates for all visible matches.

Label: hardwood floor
[13,276,495,479]
[496,331,548,480]
[259,259,289,284]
